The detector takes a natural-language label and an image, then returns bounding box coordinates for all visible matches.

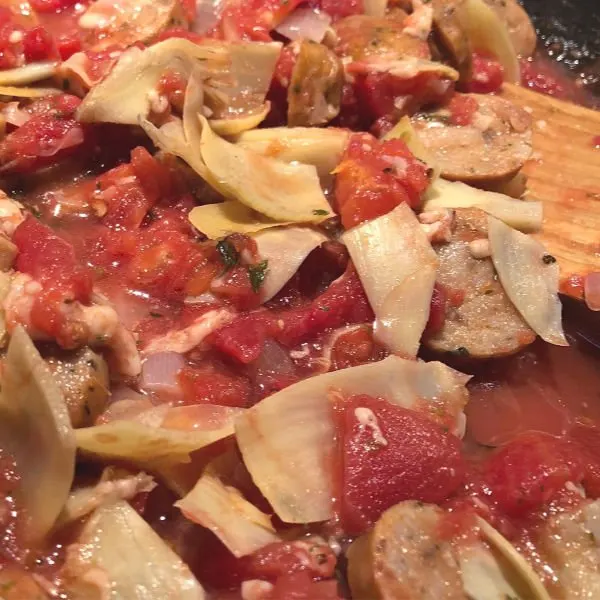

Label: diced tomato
[334,133,430,228]
[55,31,82,61]
[130,146,177,206]
[464,51,504,94]
[28,0,79,13]
[448,93,479,126]
[424,283,447,336]
[308,0,363,20]
[269,572,341,600]
[334,394,465,535]
[0,94,87,173]
[210,312,274,364]
[178,361,251,407]
[569,421,600,498]
[481,432,585,518]
[22,26,55,62]
[275,263,373,347]
[209,0,303,41]
[330,326,385,370]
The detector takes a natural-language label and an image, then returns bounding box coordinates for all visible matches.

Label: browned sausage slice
[431,0,472,78]
[411,94,532,183]
[424,208,535,358]
[287,41,344,127]
[347,501,465,600]
[333,14,430,62]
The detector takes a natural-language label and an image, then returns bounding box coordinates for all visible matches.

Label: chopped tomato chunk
[464,51,504,94]
[334,394,465,535]
[481,432,585,518]
[334,133,430,228]
[269,572,341,600]
[448,94,479,126]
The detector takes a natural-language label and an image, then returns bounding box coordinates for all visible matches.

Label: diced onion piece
[343,203,438,358]
[198,116,333,223]
[363,0,387,17]
[585,272,600,311]
[234,127,350,177]
[235,355,468,523]
[0,61,58,86]
[189,200,291,239]
[254,226,328,301]
[76,404,242,467]
[0,326,75,542]
[274,7,332,42]
[488,216,567,346]
[176,468,279,557]
[458,0,520,83]
[140,351,185,396]
[62,501,205,599]
[383,115,439,181]
[424,178,542,233]
[353,57,458,81]
[0,86,60,98]
[209,102,271,136]
[56,471,156,528]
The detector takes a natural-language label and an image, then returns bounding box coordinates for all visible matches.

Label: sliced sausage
[425,208,536,358]
[431,0,472,78]
[484,0,537,58]
[333,14,430,62]
[288,41,344,127]
[347,501,465,600]
[45,346,110,427]
[411,93,532,183]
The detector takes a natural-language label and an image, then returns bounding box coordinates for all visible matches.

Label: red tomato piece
[55,31,82,60]
[330,326,385,371]
[28,0,79,13]
[275,263,373,347]
[335,394,466,535]
[178,361,251,407]
[269,572,341,600]
[334,133,430,228]
[22,26,55,62]
[569,421,600,498]
[0,94,86,173]
[448,94,479,126]
[424,283,448,336]
[482,432,585,518]
[464,51,504,94]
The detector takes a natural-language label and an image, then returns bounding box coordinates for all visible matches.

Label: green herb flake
[30,206,42,218]
[216,239,239,269]
[248,260,269,293]
[149,311,163,318]
[312,209,329,216]
[319,305,330,312]
[542,254,557,265]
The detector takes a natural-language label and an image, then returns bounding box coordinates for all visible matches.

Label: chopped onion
[275,7,332,43]
[62,501,205,599]
[424,178,542,232]
[2,101,30,127]
[457,0,520,83]
[140,351,185,397]
[349,57,458,82]
[198,116,334,223]
[76,403,242,468]
[0,326,75,541]
[585,272,600,311]
[254,226,328,301]
[0,61,58,86]
[189,200,292,239]
[234,127,350,178]
[176,467,279,557]
[56,470,156,528]
[0,86,60,98]
[342,203,438,358]
[488,216,567,346]
[235,356,469,523]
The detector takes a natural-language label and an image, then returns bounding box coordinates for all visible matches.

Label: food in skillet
[0,0,598,598]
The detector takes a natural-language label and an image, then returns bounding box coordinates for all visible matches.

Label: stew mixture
[0,0,598,598]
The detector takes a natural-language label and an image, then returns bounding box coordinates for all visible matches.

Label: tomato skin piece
[211,312,274,364]
[335,394,466,535]
[334,133,430,228]
[464,52,504,94]
[481,432,585,518]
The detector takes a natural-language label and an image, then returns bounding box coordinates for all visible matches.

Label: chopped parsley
[542,254,557,265]
[216,239,239,269]
[312,209,329,216]
[248,260,269,293]
[149,311,163,318]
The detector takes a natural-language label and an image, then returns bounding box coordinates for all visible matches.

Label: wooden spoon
[501,83,600,301]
